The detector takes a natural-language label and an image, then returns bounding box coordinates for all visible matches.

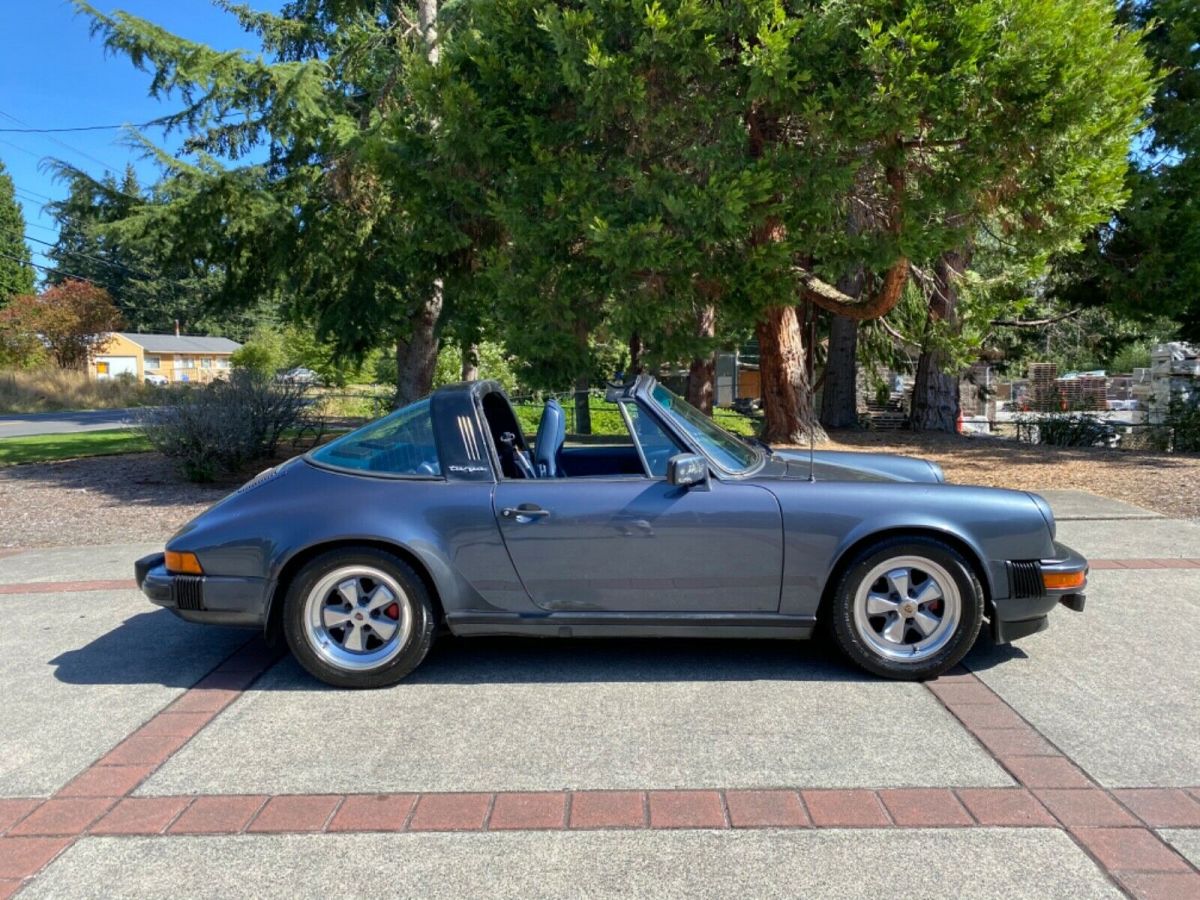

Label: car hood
[769,449,945,483]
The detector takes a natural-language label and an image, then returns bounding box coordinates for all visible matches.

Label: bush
[1016,412,1116,448]
[138,370,314,481]
[1167,399,1200,453]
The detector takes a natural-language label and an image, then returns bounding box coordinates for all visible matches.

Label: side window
[310,399,441,477]
[622,402,682,477]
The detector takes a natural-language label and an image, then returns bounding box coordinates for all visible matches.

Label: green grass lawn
[0,429,153,466]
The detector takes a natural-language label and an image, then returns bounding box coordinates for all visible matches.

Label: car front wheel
[283,548,436,689]
[830,536,983,680]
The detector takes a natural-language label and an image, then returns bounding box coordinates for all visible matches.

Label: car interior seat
[534,398,566,477]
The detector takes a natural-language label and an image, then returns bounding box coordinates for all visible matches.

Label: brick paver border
[2,563,1200,898]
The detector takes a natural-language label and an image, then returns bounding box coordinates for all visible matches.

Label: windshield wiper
[746,436,773,456]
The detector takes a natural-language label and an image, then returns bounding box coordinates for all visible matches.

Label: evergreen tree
[0,160,36,304]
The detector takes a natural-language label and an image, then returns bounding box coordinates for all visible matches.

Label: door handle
[501,504,551,521]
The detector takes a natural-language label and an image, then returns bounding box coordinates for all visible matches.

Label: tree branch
[990,308,1081,327]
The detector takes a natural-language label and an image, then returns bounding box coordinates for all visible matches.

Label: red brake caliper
[384,602,401,620]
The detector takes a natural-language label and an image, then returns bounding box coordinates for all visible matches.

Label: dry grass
[809,430,1200,520]
[0,368,154,413]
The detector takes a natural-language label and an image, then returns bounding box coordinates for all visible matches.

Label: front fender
[770,481,1057,617]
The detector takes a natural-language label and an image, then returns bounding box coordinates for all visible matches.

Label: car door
[492,477,783,613]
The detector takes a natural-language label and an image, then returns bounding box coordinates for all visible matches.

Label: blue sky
[0,1,273,276]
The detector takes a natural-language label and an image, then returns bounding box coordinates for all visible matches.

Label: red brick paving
[169,796,268,835]
[91,797,190,835]
[944,702,1028,731]
[0,879,21,900]
[8,798,114,836]
[55,765,155,799]
[0,836,71,879]
[878,789,972,827]
[647,791,726,829]
[1118,871,1200,900]
[725,790,809,828]
[0,799,39,834]
[407,793,491,832]
[801,790,890,827]
[327,794,417,833]
[955,789,1057,827]
[247,795,341,833]
[1113,789,1200,828]
[1032,789,1140,827]
[568,791,646,829]
[488,792,567,830]
[1071,827,1193,874]
[0,579,136,595]
[134,711,216,738]
[98,733,192,767]
[970,727,1058,758]
[1002,756,1093,789]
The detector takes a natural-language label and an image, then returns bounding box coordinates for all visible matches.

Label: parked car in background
[277,367,322,386]
[136,376,1088,689]
[144,373,169,386]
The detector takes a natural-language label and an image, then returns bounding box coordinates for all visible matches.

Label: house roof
[116,332,242,354]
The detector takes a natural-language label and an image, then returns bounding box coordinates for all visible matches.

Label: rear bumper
[135,552,266,628]
[992,541,1088,643]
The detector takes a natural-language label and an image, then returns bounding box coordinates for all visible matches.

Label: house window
[144,356,160,370]
[200,357,212,369]
[181,357,195,369]
[217,358,231,369]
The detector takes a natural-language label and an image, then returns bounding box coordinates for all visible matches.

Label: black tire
[283,547,436,689]
[829,536,983,681]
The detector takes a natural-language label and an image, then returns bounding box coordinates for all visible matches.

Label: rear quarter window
[310,399,441,477]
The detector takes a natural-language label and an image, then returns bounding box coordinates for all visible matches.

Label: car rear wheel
[283,548,436,689]
[829,536,983,680]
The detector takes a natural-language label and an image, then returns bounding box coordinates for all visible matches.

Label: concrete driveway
[0,490,1197,898]
[0,409,146,438]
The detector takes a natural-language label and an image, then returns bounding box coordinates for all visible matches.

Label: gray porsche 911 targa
[136,376,1087,688]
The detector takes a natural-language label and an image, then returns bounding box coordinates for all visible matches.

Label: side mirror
[666,453,709,488]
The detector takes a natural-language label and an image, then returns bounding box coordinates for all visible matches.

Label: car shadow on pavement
[48,610,249,687]
[963,634,1030,673]
[50,611,874,688]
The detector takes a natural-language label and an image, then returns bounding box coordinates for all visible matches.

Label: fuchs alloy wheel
[283,548,436,689]
[830,536,983,680]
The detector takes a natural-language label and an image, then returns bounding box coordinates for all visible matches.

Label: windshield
[649,384,760,473]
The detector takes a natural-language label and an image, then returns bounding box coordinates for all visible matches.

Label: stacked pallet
[1079,375,1108,411]
[1029,363,1059,411]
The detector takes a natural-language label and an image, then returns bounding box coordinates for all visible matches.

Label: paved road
[0,408,144,437]
[0,490,1197,898]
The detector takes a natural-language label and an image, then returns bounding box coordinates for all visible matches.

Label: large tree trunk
[820,315,860,429]
[685,304,716,414]
[910,250,968,432]
[394,285,441,406]
[757,305,826,444]
[461,341,479,381]
[628,331,643,378]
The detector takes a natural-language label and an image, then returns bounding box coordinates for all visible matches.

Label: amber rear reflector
[165,550,203,575]
[1042,570,1085,591]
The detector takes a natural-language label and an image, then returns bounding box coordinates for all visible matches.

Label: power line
[0,122,151,134]
[0,249,100,287]
[0,108,122,174]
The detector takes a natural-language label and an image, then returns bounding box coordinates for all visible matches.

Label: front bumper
[135,552,267,628]
[992,541,1088,643]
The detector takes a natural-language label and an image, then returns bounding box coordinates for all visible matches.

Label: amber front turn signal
[1042,570,1085,591]
[165,550,203,575]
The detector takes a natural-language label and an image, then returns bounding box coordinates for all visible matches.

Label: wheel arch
[264,538,444,647]
[815,526,993,627]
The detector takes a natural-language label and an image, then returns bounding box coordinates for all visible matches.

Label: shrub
[139,369,314,481]
[1016,412,1116,448]
[1167,399,1200,453]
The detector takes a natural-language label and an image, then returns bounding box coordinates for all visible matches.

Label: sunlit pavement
[0,491,1197,898]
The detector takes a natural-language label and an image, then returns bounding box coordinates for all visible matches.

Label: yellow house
[91,332,242,384]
